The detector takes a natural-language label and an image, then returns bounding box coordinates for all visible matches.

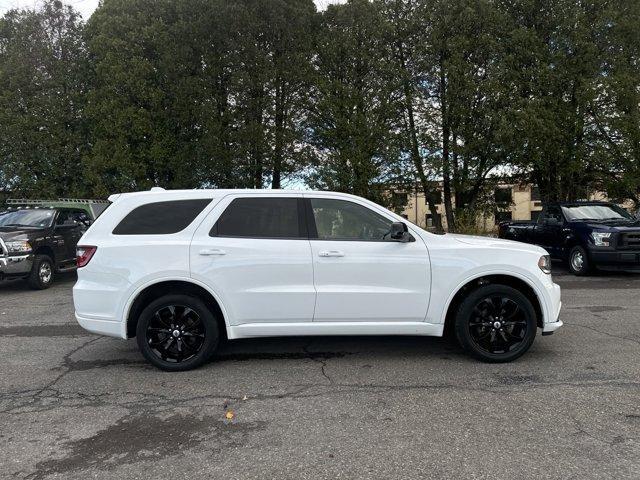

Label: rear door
[305,195,430,323]
[190,194,316,325]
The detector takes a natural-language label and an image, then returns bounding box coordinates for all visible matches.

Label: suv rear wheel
[27,254,54,290]
[455,284,537,363]
[136,294,219,371]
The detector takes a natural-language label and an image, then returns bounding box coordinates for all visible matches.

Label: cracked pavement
[1,268,639,479]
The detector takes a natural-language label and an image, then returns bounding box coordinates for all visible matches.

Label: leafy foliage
[0,0,638,231]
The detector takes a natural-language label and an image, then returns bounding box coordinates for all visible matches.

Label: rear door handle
[199,248,226,256]
[318,250,345,257]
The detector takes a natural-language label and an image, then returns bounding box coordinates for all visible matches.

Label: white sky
[0,0,346,20]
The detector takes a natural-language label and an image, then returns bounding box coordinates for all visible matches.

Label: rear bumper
[0,254,33,280]
[589,249,640,270]
[75,313,125,338]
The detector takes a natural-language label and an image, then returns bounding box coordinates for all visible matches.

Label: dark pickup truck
[0,200,108,289]
[498,201,640,275]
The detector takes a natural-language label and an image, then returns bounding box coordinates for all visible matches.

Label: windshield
[0,209,55,227]
[561,204,633,221]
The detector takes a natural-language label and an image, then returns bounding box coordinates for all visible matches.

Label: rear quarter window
[113,199,211,235]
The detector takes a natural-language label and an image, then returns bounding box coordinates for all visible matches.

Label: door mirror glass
[388,222,413,242]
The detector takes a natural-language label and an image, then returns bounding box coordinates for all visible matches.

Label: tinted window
[211,198,303,238]
[113,199,211,235]
[310,198,392,241]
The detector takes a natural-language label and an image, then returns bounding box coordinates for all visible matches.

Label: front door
[305,196,431,323]
[190,194,316,325]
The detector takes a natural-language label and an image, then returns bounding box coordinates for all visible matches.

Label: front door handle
[199,248,226,256]
[318,250,345,257]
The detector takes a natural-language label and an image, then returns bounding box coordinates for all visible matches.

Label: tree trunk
[396,39,442,230]
[439,56,455,231]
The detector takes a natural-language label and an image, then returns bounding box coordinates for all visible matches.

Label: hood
[574,219,640,231]
[0,227,45,241]
[447,233,547,255]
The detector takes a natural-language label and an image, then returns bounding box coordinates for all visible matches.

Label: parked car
[498,201,640,275]
[0,199,107,289]
[73,189,562,371]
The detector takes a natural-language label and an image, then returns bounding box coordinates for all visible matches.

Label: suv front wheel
[455,284,537,363]
[136,294,220,371]
[27,254,54,290]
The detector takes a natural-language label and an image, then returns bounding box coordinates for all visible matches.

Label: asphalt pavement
[1,267,639,479]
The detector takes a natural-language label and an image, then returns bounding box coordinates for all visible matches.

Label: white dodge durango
[73,189,562,371]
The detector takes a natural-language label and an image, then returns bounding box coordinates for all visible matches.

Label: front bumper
[0,254,33,280]
[589,249,640,270]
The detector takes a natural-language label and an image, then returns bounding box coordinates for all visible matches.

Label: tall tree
[307,0,406,203]
[0,0,89,198]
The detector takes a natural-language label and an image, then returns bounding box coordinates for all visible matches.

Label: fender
[120,275,232,339]
[438,268,550,325]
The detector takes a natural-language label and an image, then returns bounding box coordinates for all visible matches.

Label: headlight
[591,232,611,247]
[538,254,551,274]
[5,240,32,253]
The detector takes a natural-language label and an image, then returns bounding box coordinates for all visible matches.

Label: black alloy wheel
[136,294,219,371]
[455,284,537,362]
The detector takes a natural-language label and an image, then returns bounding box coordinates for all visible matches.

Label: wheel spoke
[146,304,205,364]
[468,294,529,356]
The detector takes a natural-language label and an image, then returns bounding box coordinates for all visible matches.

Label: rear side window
[211,197,304,238]
[113,199,211,235]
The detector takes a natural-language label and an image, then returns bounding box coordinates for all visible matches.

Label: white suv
[73,189,562,371]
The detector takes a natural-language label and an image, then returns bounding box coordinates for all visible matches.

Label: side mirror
[389,222,413,242]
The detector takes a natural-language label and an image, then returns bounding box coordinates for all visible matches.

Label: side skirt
[227,322,444,340]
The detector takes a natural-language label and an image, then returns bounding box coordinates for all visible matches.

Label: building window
[426,213,441,228]
[494,210,512,225]
[494,188,512,205]
[530,210,541,222]
[531,185,541,202]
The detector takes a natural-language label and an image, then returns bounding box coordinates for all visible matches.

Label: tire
[136,294,219,371]
[27,255,54,290]
[568,245,591,276]
[454,284,537,363]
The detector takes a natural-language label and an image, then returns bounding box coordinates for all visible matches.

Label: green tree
[0,0,89,197]
[307,0,407,204]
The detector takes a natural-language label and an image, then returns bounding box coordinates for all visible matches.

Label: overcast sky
[0,0,346,20]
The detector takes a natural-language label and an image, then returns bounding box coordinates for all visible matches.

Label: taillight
[76,246,97,268]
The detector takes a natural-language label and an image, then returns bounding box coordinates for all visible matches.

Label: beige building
[398,183,628,232]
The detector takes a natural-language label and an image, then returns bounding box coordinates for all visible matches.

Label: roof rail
[6,198,109,205]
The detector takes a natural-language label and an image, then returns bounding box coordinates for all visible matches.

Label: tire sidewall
[136,294,219,371]
[455,284,537,363]
[569,246,590,276]
[28,255,54,290]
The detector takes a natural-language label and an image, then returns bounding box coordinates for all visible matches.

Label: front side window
[113,199,211,235]
[310,198,393,241]
[211,197,303,238]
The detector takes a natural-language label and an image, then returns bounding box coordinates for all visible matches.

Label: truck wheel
[569,246,590,276]
[136,294,219,371]
[27,255,54,290]
[455,284,537,363]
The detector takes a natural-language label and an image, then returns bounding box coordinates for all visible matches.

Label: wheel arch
[124,279,229,339]
[443,274,544,336]
[33,245,55,263]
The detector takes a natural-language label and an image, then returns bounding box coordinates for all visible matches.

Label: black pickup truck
[498,201,640,275]
[0,200,107,289]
